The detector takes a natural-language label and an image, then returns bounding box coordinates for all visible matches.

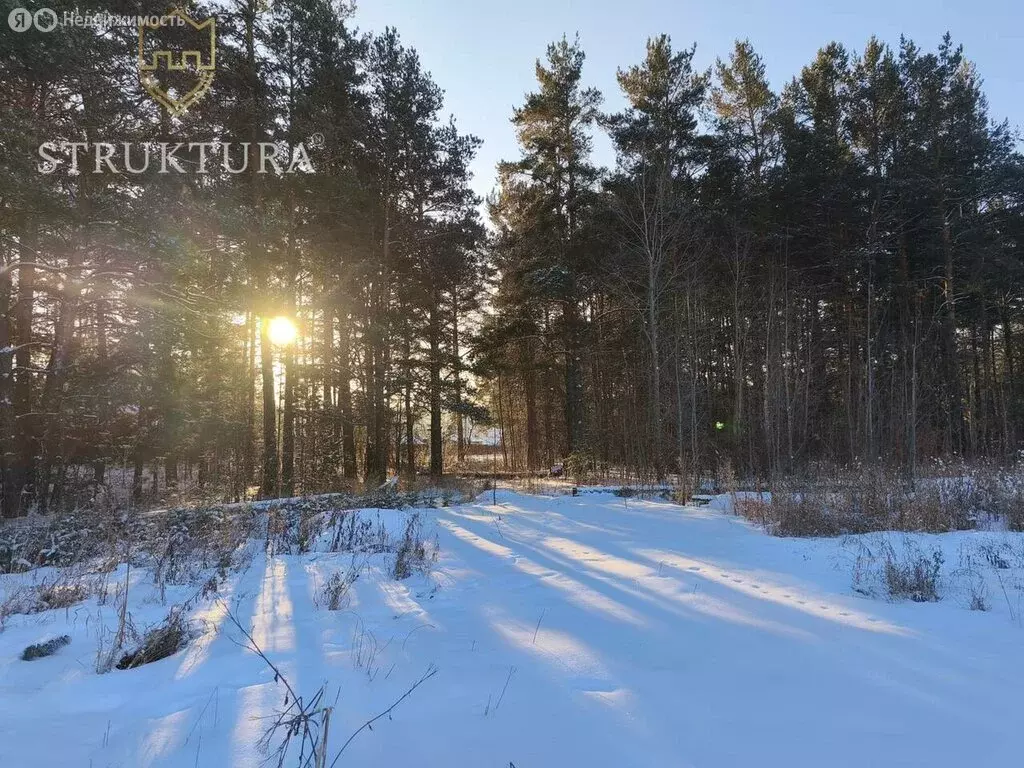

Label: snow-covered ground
[2,490,1023,767]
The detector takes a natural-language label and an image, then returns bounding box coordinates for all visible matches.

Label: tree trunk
[563,299,585,456]
[242,310,256,498]
[939,198,961,454]
[336,310,357,479]
[0,257,14,517]
[1002,303,1017,454]
[281,291,296,497]
[497,374,508,469]
[260,315,278,498]
[93,299,110,486]
[36,253,82,514]
[647,248,663,478]
[524,343,538,471]
[281,340,295,497]
[13,256,36,515]
[428,300,443,477]
[453,297,465,463]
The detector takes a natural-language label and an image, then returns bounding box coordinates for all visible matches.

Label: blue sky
[352,0,1023,201]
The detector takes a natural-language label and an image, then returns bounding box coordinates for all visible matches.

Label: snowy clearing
[2,490,1023,767]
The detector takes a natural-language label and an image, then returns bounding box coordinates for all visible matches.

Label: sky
[351,0,1023,203]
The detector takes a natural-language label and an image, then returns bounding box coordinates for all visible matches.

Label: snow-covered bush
[882,543,943,602]
[0,520,94,573]
[740,464,1024,537]
[115,607,192,670]
[0,576,90,629]
[34,580,89,611]
[965,574,990,611]
[770,491,841,537]
[0,503,257,582]
[851,537,944,602]
[317,565,360,610]
[735,482,846,537]
[394,513,432,580]
[21,635,71,661]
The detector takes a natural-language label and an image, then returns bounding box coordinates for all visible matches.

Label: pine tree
[491,36,601,465]
[604,35,709,476]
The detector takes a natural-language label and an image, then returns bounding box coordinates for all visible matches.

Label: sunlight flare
[267,315,297,346]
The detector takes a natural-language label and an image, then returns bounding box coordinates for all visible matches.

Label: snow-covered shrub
[0,577,89,627]
[115,607,192,670]
[317,565,360,610]
[976,541,1013,570]
[879,541,943,602]
[1009,504,1024,533]
[0,519,92,573]
[966,577,990,611]
[851,537,945,602]
[262,493,437,555]
[21,635,71,661]
[0,502,257,582]
[35,580,88,611]
[738,484,842,537]
[0,536,33,574]
[974,473,1024,532]
[0,585,34,629]
[327,510,392,555]
[394,513,432,580]
[733,495,773,529]
[745,464,1024,537]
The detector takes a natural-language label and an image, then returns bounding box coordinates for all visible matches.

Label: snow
[2,491,1024,767]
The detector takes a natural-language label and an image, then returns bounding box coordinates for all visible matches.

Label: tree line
[2,0,484,516]
[2,2,1022,517]
[484,33,1024,484]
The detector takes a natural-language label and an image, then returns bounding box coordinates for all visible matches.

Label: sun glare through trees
[2,2,1023,766]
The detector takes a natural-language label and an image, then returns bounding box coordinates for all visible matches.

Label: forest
[3,0,1023,517]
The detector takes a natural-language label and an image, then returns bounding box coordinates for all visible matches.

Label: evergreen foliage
[2,9,1022,512]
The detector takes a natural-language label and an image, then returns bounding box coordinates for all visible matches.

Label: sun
[267,316,297,346]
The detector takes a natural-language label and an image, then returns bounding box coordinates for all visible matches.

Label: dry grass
[851,537,945,602]
[393,514,435,580]
[0,575,91,630]
[115,607,191,670]
[316,563,361,611]
[881,542,943,602]
[736,464,1024,537]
